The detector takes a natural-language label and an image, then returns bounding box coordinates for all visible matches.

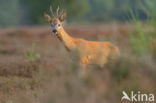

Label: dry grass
[0,24,155,103]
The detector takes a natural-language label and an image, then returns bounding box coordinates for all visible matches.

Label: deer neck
[56,27,75,51]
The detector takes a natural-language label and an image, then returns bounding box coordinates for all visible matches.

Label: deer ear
[44,12,52,23]
[59,11,66,22]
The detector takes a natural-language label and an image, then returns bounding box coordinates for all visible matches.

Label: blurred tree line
[0,0,156,27]
[0,0,21,27]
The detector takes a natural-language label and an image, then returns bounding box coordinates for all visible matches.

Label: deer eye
[51,24,54,27]
[58,24,60,27]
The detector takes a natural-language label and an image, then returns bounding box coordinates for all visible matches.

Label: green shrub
[24,43,41,61]
[129,9,149,56]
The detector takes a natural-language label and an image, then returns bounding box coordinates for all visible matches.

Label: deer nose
[52,29,57,34]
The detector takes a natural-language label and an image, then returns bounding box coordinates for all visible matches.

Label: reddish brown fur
[44,8,120,73]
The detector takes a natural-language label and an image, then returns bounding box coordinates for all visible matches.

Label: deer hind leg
[97,56,108,68]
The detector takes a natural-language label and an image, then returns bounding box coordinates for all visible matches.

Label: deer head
[44,6,66,35]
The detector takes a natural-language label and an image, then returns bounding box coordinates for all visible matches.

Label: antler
[56,6,60,17]
[49,5,60,17]
[50,6,55,17]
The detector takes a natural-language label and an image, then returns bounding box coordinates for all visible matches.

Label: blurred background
[0,0,156,26]
[0,0,156,103]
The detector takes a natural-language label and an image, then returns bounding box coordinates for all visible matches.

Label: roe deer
[44,6,120,73]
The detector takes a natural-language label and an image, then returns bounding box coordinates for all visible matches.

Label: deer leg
[79,56,89,76]
[80,63,87,75]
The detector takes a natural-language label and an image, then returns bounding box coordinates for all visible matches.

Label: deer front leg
[80,63,87,75]
[79,56,90,75]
